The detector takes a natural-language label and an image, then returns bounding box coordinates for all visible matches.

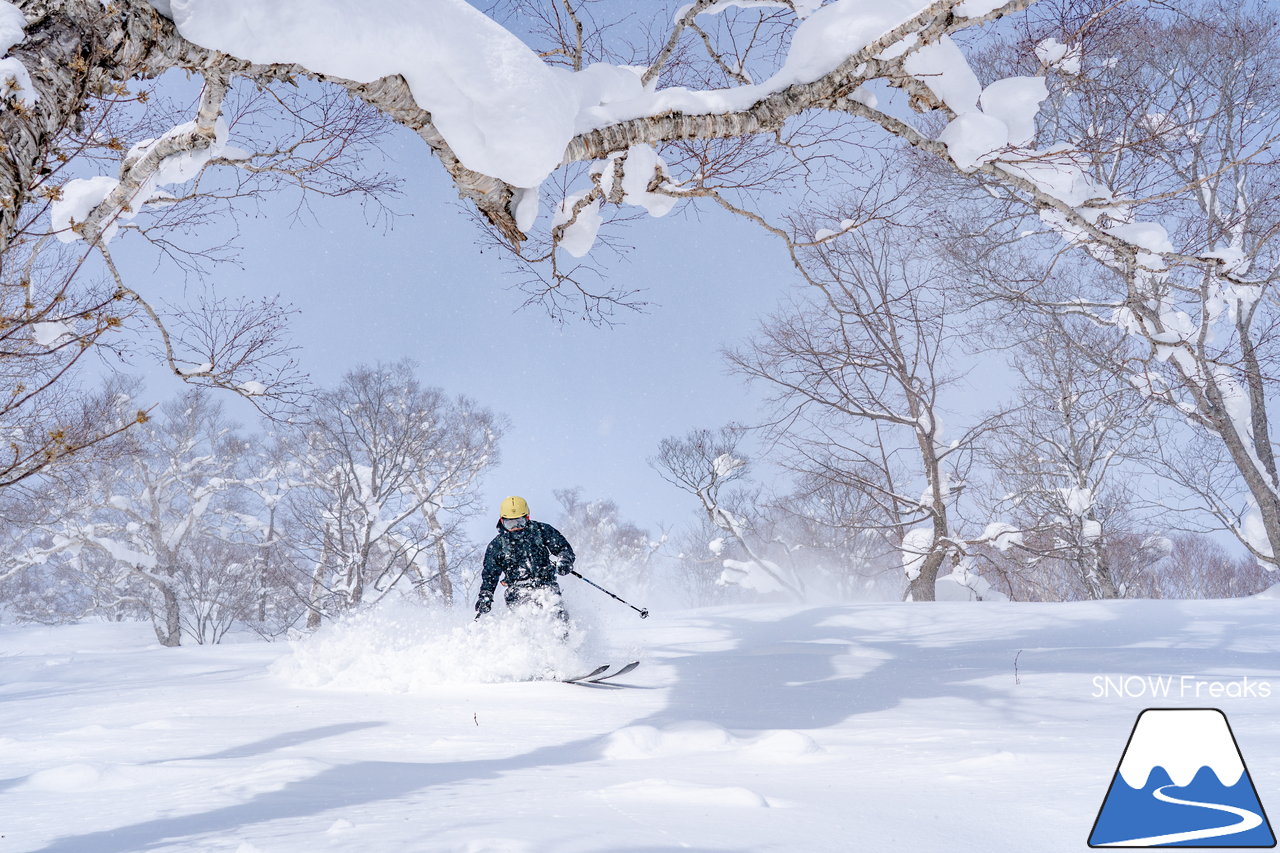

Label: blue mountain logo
[1090,708,1275,848]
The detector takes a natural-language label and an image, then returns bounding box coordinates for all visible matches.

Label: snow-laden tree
[290,361,502,624]
[651,424,804,598]
[0,475,94,622]
[37,389,251,645]
[1,11,385,408]
[955,1,1280,568]
[0,0,1206,314]
[978,319,1161,599]
[0,0,1033,258]
[223,433,308,638]
[551,487,660,597]
[728,224,1002,600]
[661,518,737,607]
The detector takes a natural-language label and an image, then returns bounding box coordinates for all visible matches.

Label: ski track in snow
[1,598,1278,851]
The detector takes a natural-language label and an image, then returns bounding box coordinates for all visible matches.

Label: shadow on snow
[30,600,1280,851]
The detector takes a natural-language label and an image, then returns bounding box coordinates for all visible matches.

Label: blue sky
[118,122,798,546]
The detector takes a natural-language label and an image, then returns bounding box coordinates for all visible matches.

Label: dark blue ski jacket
[476,520,575,613]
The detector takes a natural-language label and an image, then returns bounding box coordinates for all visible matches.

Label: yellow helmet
[499,496,530,518]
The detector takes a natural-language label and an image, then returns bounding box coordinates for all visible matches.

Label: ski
[588,660,639,683]
[561,664,611,684]
[560,661,640,685]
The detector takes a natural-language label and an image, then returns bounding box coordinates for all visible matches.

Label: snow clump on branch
[51,118,236,244]
[0,2,36,109]
[979,522,1022,552]
[153,0,967,230]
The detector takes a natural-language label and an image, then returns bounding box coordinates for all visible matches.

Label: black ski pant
[504,583,570,635]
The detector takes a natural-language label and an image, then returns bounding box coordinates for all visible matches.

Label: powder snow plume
[274,598,602,691]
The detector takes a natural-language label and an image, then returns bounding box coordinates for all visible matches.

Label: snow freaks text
[1092,676,1273,700]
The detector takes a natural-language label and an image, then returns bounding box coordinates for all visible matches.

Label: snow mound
[742,729,826,761]
[274,599,595,691]
[946,750,1019,772]
[130,719,177,731]
[18,762,147,792]
[600,778,772,808]
[0,620,155,655]
[936,559,1009,602]
[603,721,823,761]
[56,724,110,738]
[325,819,356,836]
[603,721,735,758]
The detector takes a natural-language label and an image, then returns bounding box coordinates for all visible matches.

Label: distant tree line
[0,361,504,645]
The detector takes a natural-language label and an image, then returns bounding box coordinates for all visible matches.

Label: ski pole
[567,569,649,618]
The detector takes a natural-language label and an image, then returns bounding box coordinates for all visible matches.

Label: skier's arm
[476,541,502,614]
[545,525,576,575]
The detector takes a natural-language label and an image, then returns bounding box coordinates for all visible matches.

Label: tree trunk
[306,530,331,630]
[150,570,181,647]
[906,546,945,602]
[427,510,453,604]
[3,1,530,251]
[904,506,950,602]
[257,507,277,623]
[1086,524,1119,599]
[1226,437,1280,565]
[1205,381,1280,565]
[347,544,368,608]
[1236,308,1279,489]
[905,428,950,602]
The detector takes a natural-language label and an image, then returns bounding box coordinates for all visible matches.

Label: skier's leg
[547,591,571,642]
[517,585,571,641]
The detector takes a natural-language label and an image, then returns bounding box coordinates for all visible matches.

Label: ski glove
[475,594,492,616]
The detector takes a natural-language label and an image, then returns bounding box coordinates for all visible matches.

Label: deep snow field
[2,593,1279,853]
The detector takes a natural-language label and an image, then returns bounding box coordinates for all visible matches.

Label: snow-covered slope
[2,598,1278,852]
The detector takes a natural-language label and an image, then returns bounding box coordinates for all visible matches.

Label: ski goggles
[501,516,528,531]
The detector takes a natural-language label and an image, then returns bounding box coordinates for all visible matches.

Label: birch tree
[728,224,1001,600]
[960,1,1280,567]
[39,389,249,645]
[0,1,395,438]
[0,0,1094,307]
[291,361,502,624]
[1,0,1267,318]
[651,424,804,598]
[979,319,1161,599]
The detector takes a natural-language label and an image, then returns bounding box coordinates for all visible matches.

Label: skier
[475,496,576,625]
